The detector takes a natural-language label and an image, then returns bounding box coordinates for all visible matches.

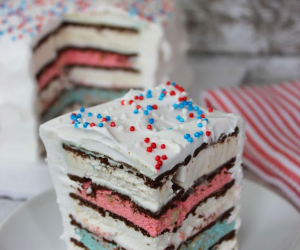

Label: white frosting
[40,84,245,179]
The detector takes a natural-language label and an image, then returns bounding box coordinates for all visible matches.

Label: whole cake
[0,0,191,163]
[40,82,246,250]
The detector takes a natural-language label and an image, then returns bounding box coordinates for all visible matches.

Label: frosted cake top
[40,82,244,179]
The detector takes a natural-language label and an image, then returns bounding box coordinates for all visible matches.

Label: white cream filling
[67,67,141,88]
[68,185,239,250]
[213,238,237,250]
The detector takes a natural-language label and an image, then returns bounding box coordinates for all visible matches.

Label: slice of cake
[40,82,245,250]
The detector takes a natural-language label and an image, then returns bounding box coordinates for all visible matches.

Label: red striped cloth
[201,81,300,210]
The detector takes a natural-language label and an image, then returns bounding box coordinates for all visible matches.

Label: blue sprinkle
[70,114,77,120]
[199,131,204,136]
[198,110,203,115]
[77,114,82,118]
[188,106,193,111]
[203,118,209,123]
[162,88,166,92]
[180,118,184,122]
[133,109,139,114]
[146,94,152,98]
[106,116,111,121]
[97,114,102,119]
[149,118,154,124]
[147,105,153,111]
[80,107,85,112]
[179,104,184,109]
[198,123,203,128]
[187,137,193,143]
[98,123,103,127]
[194,132,200,138]
[160,93,165,97]
[194,106,199,111]
[74,123,79,128]
[197,116,201,120]
[183,101,187,106]
[139,94,143,97]
[172,82,176,86]
[184,133,190,139]
[176,115,181,120]
[83,122,89,128]
[173,104,178,109]
[0,31,3,36]
[168,127,172,130]
[88,112,93,117]
[144,110,149,115]
[147,89,152,94]
[158,97,163,101]
[187,101,193,105]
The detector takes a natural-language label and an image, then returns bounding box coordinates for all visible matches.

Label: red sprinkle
[72,120,75,124]
[152,105,158,110]
[139,96,144,100]
[102,118,107,122]
[136,105,141,109]
[166,81,171,85]
[174,84,179,89]
[151,143,157,148]
[121,100,125,105]
[183,96,187,101]
[130,126,135,131]
[208,107,213,112]
[170,90,176,96]
[178,87,185,92]
[206,131,211,137]
[189,113,194,118]
[161,144,166,149]
[200,114,205,118]
[129,100,134,105]
[178,97,183,102]
[110,122,116,127]
[134,95,139,100]
[147,124,152,130]
[147,147,152,153]
[162,155,167,160]
[90,122,96,127]
[155,164,161,170]
[144,138,150,143]
[157,160,163,166]
[155,155,161,161]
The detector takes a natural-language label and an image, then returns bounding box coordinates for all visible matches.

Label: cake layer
[70,163,235,237]
[40,86,129,123]
[66,65,140,89]
[37,47,138,91]
[62,132,238,213]
[68,185,238,250]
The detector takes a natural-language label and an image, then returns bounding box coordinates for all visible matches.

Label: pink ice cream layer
[77,168,233,237]
[38,49,135,90]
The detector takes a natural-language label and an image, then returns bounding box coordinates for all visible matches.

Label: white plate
[0,179,299,250]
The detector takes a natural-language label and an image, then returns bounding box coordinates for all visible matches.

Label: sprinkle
[121,100,125,105]
[88,112,93,117]
[172,82,176,86]
[147,105,153,111]
[199,131,204,136]
[184,133,190,139]
[200,114,205,118]
[198,123,203,128]
[208,107,213,112]
[80,107,85,112]
[130,126,135,131]
[151,143,157,148]
[90,122,96,127]
[149,118,154,124]
[203,118,209,123]
[144,110,149,115]
[155,155,160,161]
[173,104,178,109]
[166,81,171,85]
[102,118,107,122]
[70,113,77,120]
[206,131,211,137]
[198,110,203,115]
[187,137,193,143]
[152,104,158,110]
[147,124,152,130]
[97,114,102,119]
[155,164,161,170]
[197,116,201,120]
[106,116,111,121]
[144,138,150,143]
[194,106,199,111]
[110,122,116,127]
[129,100,134,105]
[189,113,194,118]
[194,132,200,138]
[139,96,144,100]
[134,95,139,100]
[83,122,89,128]
[133,109,139,114]
[176,115,181,120]
[162,155,167,160]
[136,105,141,109]
[179,118,184,122]
[98,123,103,127]
[183,96,187,101]
[170,90,176,96]
[188,106,194,111]
[147,147,153,153]
[146,94,152,98]
[161,144,166,149]
[77,114,82,118]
